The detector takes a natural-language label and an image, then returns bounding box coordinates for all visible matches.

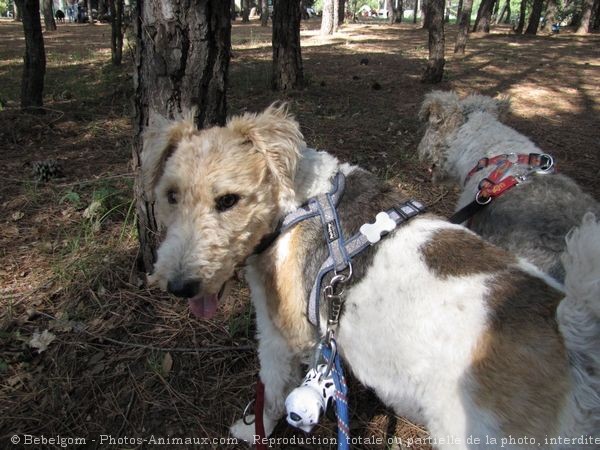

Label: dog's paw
[230,416,277,443]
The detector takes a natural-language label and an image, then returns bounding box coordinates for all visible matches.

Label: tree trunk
[422,0,430,27]
[98,0,108,18]
[242,0,250,22]
[133,0,231,276]
[525,0,543,33]
[15,0,46,111]
[272,0,303,90]
[386,0,396,23]
[333,0,339,31]
[109,0,123,65]
[14,1,22,21]
[422,0,445,83]
[396,0,404,21]
[42,0,56,30]
[339,0,346,25]
[541,0,558,31]
[496,0,509,23]
[576,0,595,33]
[261,0,269,25]
[321,0,334,34]
[231,0,237,20]
[445,0,451,22]
[457,0,463,17]
[492,0,500,21]
[87,0,93,23]
[515,0,527,32]
[455,0,473,53]
[413,0,419,23]
[473,0,496,32]
[594,0,600,29]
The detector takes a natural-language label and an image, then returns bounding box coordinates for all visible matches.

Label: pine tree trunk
[261,0,269,26]
[272,0,303,90]
[109,0,123,65]
[525,0,543,33]
[473,0,496,31]
[339,0,346,25]
[413,0,419,23]
[541,0,558,31]
[457,0,463,17]
[87,0,93,23]
[445,0,451,22]
[421,0,445,83]
[422,0,430,28]
[98,0,107,18]
[231,0,237,20]
[492,0,500,21]
[14,1,22,21]
[455,0,473,53]
[386,0,396,23]
[242,0,250,22]
[42,0,56,30]
[333,0,339,31]
[594,0,600,29]
[16,0,46,111]
[321,0,334,34]
[576,0,595,33]
[132,0,231,276]
[515,0,527,33]
[496,0,508,23]
[396,0,404,21]
[504,2,511,22]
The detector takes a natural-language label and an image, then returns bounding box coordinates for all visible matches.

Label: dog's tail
[557,212,600,436]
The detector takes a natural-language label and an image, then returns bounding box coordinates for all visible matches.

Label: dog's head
[142,103,305,318]
[417,91,510,184]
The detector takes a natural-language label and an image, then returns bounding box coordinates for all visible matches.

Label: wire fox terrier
[143,104,600,449]
[417,90,600,283]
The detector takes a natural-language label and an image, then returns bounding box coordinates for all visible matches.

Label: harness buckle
[538,154,554,173]
[478,177,494,191]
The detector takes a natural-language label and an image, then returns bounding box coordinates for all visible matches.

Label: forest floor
[0,17,599,450]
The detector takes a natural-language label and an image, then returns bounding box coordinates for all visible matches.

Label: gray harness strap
[307,200,426,330]
[277,172,426,332]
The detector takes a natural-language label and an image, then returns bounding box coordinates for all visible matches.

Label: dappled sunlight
[509,84,585,118]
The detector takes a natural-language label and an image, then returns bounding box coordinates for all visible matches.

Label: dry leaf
[162,352,173,376]
[29,330,56,353]
[11,211,24,221]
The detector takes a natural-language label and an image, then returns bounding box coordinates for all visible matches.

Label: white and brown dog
[143,105,600,449]
[417,90,600,283]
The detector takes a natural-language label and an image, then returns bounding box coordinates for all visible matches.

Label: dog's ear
[141,112,196,200]
[461,93,510,119]
[227,103,305,210]
[419,91,462,126]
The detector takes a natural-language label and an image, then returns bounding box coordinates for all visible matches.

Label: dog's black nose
[167,278,202,298]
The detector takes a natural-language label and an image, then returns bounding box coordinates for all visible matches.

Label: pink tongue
[188,294,218,319]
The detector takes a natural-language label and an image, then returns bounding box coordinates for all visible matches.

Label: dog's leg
[230,305,300,442]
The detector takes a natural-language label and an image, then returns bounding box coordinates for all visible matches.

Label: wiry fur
[417,90,600,282]
[143,104,600,449]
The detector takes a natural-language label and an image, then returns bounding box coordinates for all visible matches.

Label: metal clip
[242,399,256,425]
[537,154,554,173]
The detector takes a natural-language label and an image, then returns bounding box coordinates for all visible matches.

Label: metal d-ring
[242,399,256,425]
[475,190,492,205]
[538,154,555,173]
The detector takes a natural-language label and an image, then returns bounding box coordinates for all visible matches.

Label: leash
[450,152,555,224]
[321,343,350,450]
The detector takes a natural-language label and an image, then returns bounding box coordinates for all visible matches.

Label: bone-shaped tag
[360,212,396,244]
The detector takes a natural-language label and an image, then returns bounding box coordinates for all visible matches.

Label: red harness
[449,152,555,224]
[464,152,555,204]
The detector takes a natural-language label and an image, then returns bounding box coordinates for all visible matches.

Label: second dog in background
[417,90,600,282]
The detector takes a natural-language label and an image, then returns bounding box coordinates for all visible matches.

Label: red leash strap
[254,379,267,450]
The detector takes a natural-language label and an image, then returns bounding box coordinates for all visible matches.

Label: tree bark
[42,0,56,30]
[515,0,527,33]
[98,0,108,18]
[272,0,303,90]
[14,1,22,21]
[496,0,509,23]
[421,0,445,83]
[261,0,269,25]
[422,0,430,28]
[413,0,419,23]
[455,0,473,53]
[457,0,463,16]
[492,0,500,21]
[333,0,339,31]
[242,0,250,22]
[338,0,346,25]
[473,0,496,31]
[594,0,600,29]
[87,0,93,23]
[525,0,543,33]
[321,0,334,34]
[231,0,237,20]
[576,0,595,33]
[15,0,46,111]
[445,0,451,22]
[386,0,396,22]
[133,0,231,276]
[109,0,124,65]
[541,0,558,31]
[396,0,404,21]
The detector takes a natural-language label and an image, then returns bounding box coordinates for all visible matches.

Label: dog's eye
[167,190,178,205]
[215,194,240,212]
